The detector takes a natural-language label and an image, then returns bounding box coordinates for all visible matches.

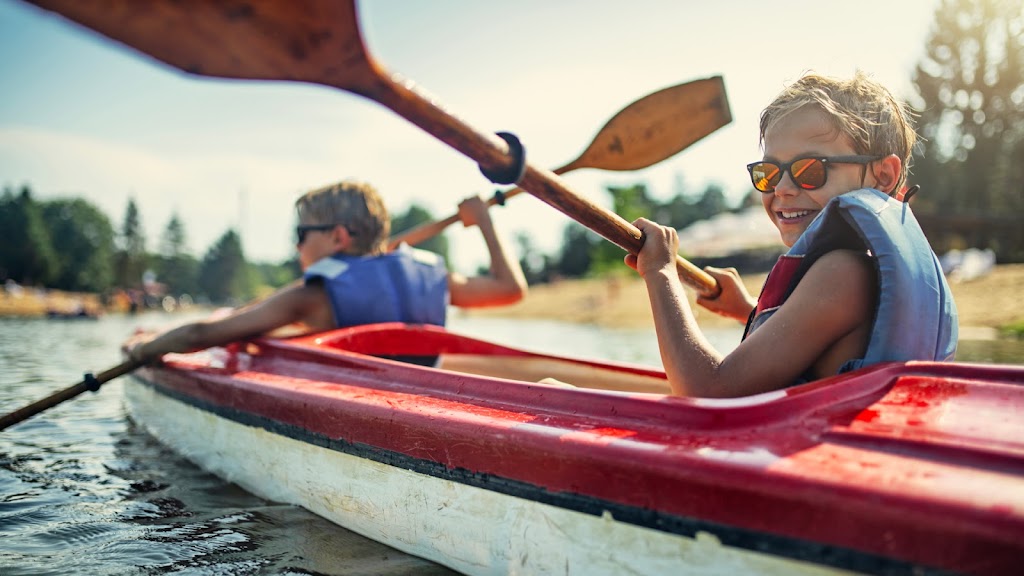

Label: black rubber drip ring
[479,132,526,185]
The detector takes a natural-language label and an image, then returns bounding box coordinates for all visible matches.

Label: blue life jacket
[304,243,449,328]
[745,188,958,375]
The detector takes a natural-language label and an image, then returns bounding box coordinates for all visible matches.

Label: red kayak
[125,322,1024,576]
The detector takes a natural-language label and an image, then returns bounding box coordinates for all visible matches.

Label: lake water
[1,311,1022,575]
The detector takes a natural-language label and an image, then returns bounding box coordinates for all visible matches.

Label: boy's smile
[759,107,878,247]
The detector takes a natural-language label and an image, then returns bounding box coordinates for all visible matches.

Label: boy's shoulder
[393,243,446,267]
[304,256,349,280]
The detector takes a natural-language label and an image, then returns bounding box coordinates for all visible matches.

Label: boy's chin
[778,228,807,248]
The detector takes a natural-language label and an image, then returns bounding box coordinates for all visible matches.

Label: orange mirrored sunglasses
[747,155,881,193]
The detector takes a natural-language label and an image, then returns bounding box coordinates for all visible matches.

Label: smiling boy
[628,72,957,398]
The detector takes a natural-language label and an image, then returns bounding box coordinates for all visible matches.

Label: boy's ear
[332,225,353,251]
[873,154,902,194]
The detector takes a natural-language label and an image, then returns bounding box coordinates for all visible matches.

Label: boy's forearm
[644,269,723,397]
[478,216,527,292]
[132,323,202,361]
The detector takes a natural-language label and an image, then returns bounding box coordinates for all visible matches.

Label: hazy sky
[0,0,940,272]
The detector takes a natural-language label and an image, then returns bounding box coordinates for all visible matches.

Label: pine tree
[156,213,199,297]
[390,203,450,260]
[198,229,252,304]
[115,198,148,287]
[0,186,58,285]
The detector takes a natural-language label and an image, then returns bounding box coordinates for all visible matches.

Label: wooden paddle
[27,0,727,298]
[0,359,143,431]
[387,78,731,250]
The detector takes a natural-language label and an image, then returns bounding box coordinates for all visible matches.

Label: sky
[0,0,941,273]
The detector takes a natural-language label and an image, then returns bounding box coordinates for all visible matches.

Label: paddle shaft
[0,360,142,431]
[347,74,720,298]
[387,77,731,251]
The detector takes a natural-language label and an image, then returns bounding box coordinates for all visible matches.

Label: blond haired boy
[628,72,957,397]
[129,180,526,362]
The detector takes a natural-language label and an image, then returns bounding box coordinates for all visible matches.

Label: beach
[460,264,1024,336]
[0,287,105,317]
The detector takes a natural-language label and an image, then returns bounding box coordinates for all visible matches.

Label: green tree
[115,198,148,287]
[155,213,199,297]
[0,185,58,285]
[588,184,660,274]
[658,183,733,231]
[251,259,298,290]
[659,193,696,230]
[556,223,596,278]
[692,184,730,221]
[40,197,116,292]
[198,229,252,304]
[514,231,551,285]
[550,181,740,278]
[390,203,450,261]
[160,212,187,255]
[911,0,1024,260]
[607,184,657,223]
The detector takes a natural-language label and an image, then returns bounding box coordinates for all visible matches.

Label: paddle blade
[27,0,380,88]
[567,76,732,172]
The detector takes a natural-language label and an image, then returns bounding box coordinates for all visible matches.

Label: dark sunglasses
[295,224,336,245]
[746,155,881,193]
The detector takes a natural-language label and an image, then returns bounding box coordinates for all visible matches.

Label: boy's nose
[773,174,801,197]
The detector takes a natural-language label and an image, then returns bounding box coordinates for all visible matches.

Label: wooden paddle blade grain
[26,0,382,88]
[570,76,733,172]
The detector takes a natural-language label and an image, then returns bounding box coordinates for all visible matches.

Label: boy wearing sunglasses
[127,180,527,363]
[627,72,957,397]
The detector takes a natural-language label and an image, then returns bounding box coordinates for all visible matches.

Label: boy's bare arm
[128,283,330,363]
[448,195,527,308]
[656,250,873,397]
[631,217,873,397]
[715,251,873,394]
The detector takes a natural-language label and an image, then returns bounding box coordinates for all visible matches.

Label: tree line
[512,182,763,285]
[0,180,459,307]
[0,179,742,305]
[0,185,297,306]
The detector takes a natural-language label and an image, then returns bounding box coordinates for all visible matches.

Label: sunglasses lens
[750,162,781,193]
[791,158,826,190]
[296,228,307,245]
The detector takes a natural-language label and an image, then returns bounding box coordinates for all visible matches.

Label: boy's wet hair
[759,71,918,193]
[295,180,390,255]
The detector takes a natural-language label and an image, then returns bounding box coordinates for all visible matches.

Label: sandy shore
[460,264,1024,336]
[0,289,104,317]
